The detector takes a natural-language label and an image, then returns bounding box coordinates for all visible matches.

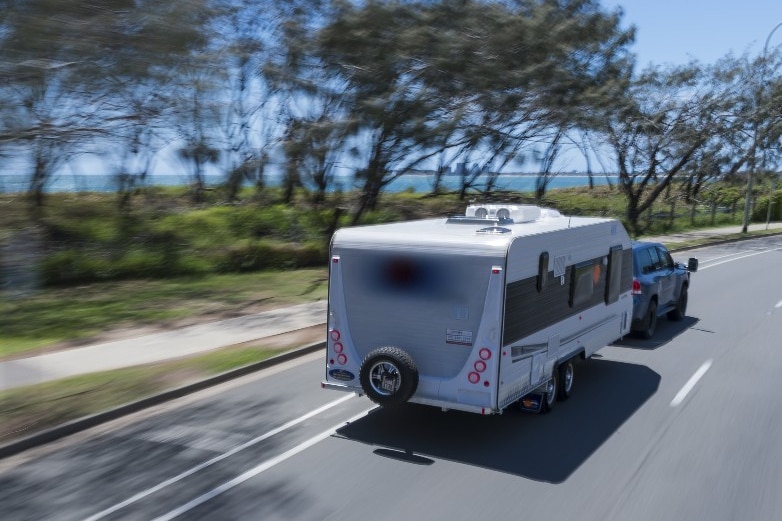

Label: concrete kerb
[0,341,326,460]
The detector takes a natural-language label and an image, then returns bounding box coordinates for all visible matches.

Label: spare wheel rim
[369,360,401,396]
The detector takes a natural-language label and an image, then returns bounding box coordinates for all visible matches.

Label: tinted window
[537,252,549,293]
[656,246,673,269]
[570,259,602,308]
[605,246,624,304]
[647,247,662,272]
[635,247,654,274]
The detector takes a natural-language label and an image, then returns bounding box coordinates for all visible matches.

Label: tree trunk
[624,191,643,237]
[27,155,48,220]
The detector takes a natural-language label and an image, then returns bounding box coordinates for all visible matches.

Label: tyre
[557,360,575,401]
[639,299,658,339]
[359,347,419,407]
[540,370,558,414]
[667,285,688,321]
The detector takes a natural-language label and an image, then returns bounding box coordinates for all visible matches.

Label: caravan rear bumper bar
[321,381,363,395]
[322,381,500,415]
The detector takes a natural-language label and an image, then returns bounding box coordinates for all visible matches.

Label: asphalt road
[1,236,781,521]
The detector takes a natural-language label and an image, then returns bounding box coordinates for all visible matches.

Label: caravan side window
[536,252,549,293]
[605,246,624,304]
[569,260,600,308]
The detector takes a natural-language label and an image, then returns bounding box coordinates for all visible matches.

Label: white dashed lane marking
[670,360,712,407]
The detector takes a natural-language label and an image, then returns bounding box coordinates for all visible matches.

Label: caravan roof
[332,204,617,256]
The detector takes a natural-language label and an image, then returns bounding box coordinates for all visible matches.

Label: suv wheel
[667,285,688,321]
[639,300,657,339]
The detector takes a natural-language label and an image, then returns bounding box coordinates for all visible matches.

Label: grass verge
[0,336,321,447]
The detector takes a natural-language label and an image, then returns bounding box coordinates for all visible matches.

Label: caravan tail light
[632,278,642,295]
[474,360,487,372]
[468,372,481,384]
[329,330,347,365]
[479,348,492,360]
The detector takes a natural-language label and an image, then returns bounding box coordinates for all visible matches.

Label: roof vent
[465,204,542,223]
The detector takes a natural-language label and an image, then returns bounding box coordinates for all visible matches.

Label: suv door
[654,246,676,307]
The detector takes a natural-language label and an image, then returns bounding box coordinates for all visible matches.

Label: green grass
[1,269,328,358]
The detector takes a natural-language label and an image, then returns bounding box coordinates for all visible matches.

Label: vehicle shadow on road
[612,316,700,350]
[335,358,659,484]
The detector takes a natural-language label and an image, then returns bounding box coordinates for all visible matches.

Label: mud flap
[518,393,544,413]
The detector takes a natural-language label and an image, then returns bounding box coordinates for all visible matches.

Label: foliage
[290,0,634,221]
[1,0,781,241]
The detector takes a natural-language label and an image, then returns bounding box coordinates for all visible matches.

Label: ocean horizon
[0,172,617,195]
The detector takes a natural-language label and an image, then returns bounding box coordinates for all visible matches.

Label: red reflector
[483,381,490,387]
[479,348,492,361]
[632,278,642,295]
[492,268,501,274]
[332,257,339,263]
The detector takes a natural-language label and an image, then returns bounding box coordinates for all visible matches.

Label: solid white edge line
[151,407,375,521]
[670,360,712,407]
[82,394,355,521]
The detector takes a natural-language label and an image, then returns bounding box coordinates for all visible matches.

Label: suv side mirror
[687,258,699,272]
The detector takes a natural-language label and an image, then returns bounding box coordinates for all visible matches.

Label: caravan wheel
[540,371,558,414]
[557,360,575,401]
[359,347,419,407]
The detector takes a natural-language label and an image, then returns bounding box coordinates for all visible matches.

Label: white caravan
[322,204,634,415]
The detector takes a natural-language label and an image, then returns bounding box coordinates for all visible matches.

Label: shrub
[39,246,210,285]
[216,240,328,272]
[751,191,782,222]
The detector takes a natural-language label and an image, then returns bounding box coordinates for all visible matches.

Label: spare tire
[359,346,419,406]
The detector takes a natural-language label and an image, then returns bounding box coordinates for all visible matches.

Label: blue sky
[602,1,782,68]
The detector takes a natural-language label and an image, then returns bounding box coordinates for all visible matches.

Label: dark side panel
[503,249,632,346]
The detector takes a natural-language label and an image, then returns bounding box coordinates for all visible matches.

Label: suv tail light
[632,278,642,295]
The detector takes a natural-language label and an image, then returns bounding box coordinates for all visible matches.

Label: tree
[0,0,218,212]
[596,63,728,235]
[308,0,633,221]
[0,1,116,212]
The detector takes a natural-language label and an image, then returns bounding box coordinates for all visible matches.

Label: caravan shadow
[335,358,659,483]
[612,316,700,350]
